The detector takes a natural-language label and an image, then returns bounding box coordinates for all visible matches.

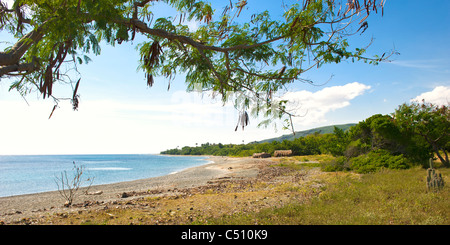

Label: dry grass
[206,166,450,225]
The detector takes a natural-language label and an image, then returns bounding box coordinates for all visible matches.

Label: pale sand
[0,156,271,223]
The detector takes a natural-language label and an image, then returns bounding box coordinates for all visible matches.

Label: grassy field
[204,158,449,225]
[36,155,449,225]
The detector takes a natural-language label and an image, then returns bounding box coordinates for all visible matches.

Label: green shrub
[321,156,350,172]
[344,139,369,158]
[350,150,411,173]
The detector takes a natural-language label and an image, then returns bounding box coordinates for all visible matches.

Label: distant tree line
[161,101,449,172]
[161,132,331,157]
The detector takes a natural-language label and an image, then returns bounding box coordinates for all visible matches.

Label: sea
[0,154,210,198]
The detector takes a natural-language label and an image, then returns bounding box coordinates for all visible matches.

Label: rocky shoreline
[0,156,273,224]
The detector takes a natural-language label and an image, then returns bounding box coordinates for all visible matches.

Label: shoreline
[0,156,270,224]
[0,154,213,199]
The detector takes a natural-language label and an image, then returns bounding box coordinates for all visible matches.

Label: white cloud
[281,82,371,127]
[185,19,200,32]
[388,59,443,69]
[411,85,450,105]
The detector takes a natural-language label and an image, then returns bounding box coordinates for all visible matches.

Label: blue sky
[0,0,449,155]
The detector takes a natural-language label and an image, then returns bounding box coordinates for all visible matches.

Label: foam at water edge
[88,167,132,171]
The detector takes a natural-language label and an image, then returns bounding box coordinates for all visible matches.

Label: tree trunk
[441,148,449,167]
[0,27,44,66]
[432,144,450,167]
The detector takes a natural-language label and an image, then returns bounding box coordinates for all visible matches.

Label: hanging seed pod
[39,79,44,94]
[72,79,80,110]
[146,73,154,87]
[41,65,53,98]
[72,79,80,99]
[48,104,57,119]
[143,40,162,88]
[144,40,162,69]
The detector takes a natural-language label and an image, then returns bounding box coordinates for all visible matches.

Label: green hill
[255,123,356,143]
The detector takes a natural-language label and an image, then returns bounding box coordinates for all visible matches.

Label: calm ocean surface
[0,154,210,197]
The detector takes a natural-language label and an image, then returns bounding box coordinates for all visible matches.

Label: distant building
[252,152,271,158]
[274,150,292,157]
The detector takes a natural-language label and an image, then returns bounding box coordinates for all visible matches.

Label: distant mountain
[255,123,356,143]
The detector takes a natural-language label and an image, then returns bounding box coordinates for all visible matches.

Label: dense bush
[349,150,411,173]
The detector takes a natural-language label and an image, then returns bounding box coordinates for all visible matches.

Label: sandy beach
[0,156,271,224]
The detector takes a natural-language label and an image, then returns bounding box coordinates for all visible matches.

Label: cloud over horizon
[411,85,450,105]
[281,82,372,127]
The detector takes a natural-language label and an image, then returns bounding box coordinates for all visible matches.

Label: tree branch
[0,60,38,76]
[0,25,45,66]
[130,18,285,53]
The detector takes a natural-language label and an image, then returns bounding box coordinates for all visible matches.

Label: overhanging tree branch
[0,59,38,76]
[0,26,44,66]
[0,0,393,133]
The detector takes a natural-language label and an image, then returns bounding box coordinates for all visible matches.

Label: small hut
[274,150,292,157]
[252,152,271,158]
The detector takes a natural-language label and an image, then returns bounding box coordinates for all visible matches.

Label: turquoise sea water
[0,154,210,197]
